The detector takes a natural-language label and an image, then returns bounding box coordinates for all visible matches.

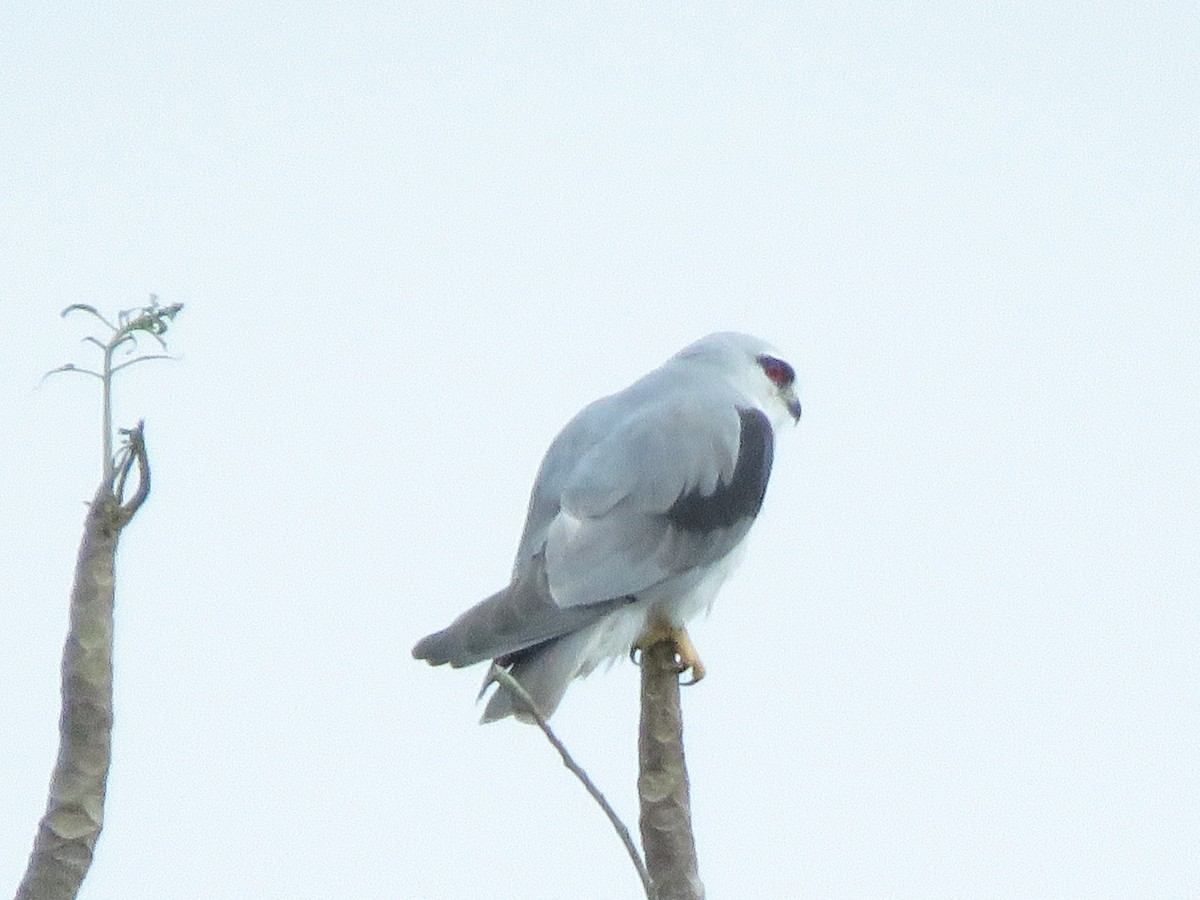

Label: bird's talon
[677,655,706,686]
[634,623,707,684]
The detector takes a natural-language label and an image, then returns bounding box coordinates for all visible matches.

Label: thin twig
[110,354,174,375]
[39,364,103,386]
[62,304,116,331]
[112,422,150,517]
[51,298,182,483]
[489,665,654,899]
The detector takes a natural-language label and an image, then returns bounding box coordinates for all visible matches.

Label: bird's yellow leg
[632,622,707,685]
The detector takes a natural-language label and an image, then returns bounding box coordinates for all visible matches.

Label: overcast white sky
[1,3,1197,898]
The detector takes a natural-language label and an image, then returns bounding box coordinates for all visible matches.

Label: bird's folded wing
[545,396,770,608]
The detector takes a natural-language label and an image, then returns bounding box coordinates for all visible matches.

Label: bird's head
[676,332,802,429]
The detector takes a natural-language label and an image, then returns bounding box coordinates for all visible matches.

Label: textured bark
[638,639,705,900]
[17,428,148,900]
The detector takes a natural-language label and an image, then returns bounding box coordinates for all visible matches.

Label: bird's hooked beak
[782,387,802,423]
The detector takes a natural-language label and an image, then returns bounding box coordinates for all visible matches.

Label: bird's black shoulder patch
[666,407,774,534]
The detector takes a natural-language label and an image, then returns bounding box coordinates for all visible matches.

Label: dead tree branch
[15,425,151,900]
[638,638,704,900]
[16,296,179,900]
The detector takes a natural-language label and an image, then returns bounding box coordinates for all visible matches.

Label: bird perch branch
[638,638,705,900]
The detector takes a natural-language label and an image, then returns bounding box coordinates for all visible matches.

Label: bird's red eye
[757,355,794,387]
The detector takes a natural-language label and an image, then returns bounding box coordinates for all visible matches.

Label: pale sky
[1,3,1197,898]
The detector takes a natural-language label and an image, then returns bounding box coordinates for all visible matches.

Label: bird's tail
[411,585,512,668]
[412,552,634,722]
[412,551,631,674]
[479,629,594,723]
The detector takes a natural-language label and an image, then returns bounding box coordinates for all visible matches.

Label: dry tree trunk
[638,638,705,900]
[16,427,149,900]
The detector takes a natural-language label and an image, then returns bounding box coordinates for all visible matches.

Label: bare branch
[16,302,177,899]
[638,638,704,900]
[52,296,183,480]
[110,332,137,356]
[490,665,654,899]
[109,354,175,376]
[39,364,103,387]
[61,304,116,331]
[15,434,152,899]
[113,422,150,516]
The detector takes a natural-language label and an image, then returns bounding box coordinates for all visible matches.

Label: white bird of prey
[413,332,801,722]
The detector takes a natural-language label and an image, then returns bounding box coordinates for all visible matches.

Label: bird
[412,332,801,722]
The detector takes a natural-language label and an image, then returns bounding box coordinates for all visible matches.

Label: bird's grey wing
[544,393,775,608]
[410,551,631,667]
